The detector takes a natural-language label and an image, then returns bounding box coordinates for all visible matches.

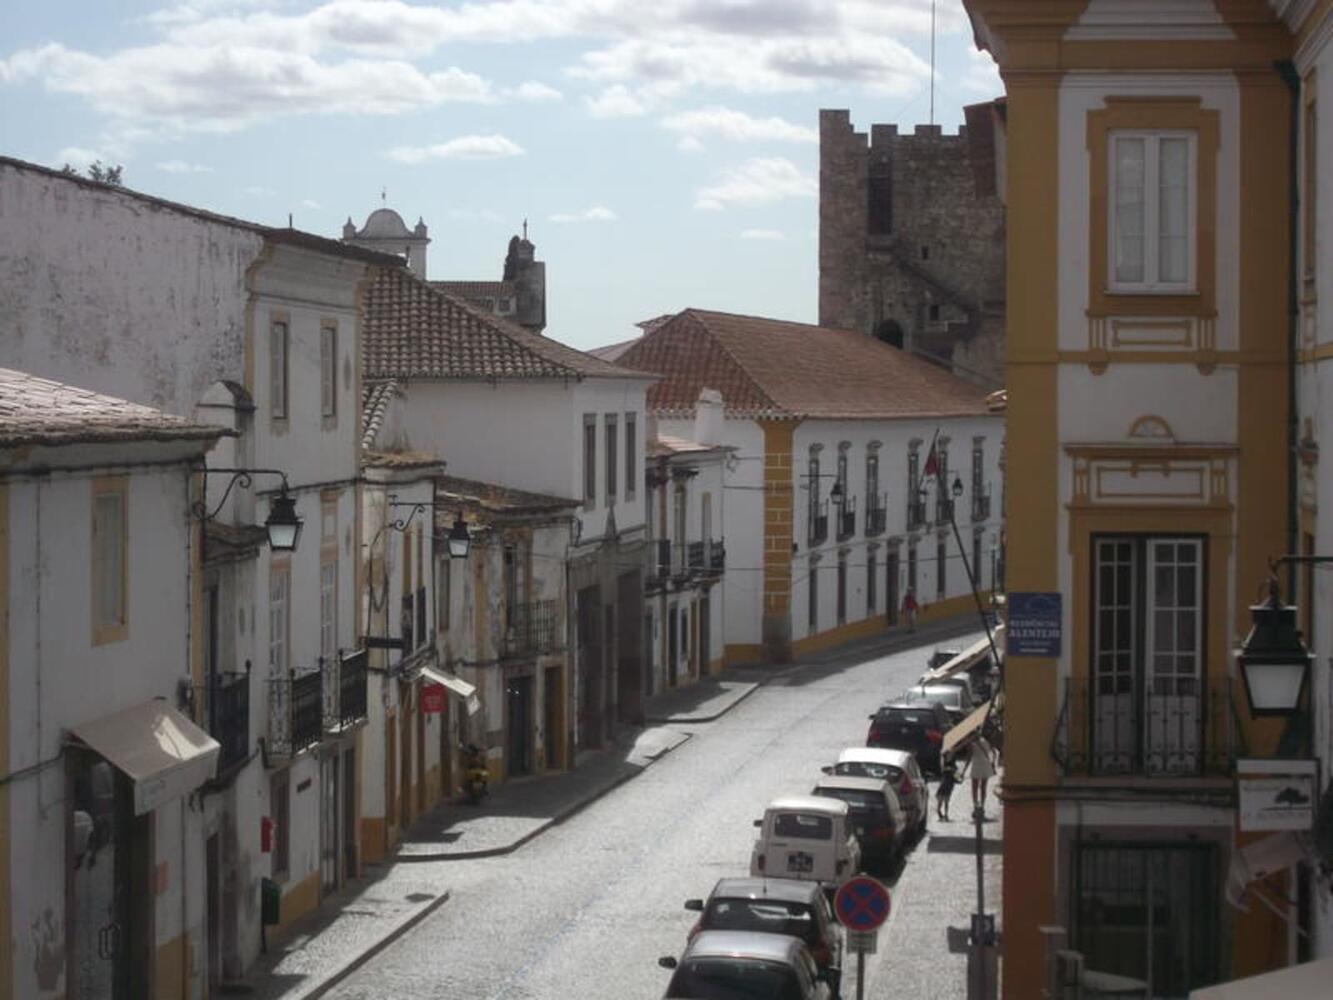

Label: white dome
[358,208,413,239]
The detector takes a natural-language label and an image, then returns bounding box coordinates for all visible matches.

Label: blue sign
[1007,592,1062,657]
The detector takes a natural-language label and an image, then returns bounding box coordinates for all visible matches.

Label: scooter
[461,743,488,804]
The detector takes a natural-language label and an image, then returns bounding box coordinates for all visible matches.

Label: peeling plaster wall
[0,163,261,413]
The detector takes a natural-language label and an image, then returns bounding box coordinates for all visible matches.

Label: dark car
[659,931,835,999]
[810,776,906,875]
[683,877,843,986]
[867,702,952,775]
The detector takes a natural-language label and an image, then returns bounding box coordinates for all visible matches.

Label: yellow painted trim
[724,644,763,667]
[1298,342,1333,364]
[914,592,981,627]
[0,483,9,1000]
[90,475,129,646]
[361,816,388,866]
[1086,98,1219,322]
[272,871,322,940]
[792,614,885,658]
[155,932,189,1000]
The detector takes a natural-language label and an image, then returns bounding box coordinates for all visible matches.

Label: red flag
[923,441,939,479]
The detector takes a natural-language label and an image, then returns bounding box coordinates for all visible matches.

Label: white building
[0,369,226,999]
[644,390,732,690]
[615,309,1004,664]
[360,266,656,754]
[0,157,401,978]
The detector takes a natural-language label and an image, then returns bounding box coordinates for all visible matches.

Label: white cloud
[54,146,109,172]
[507,79,562,102]
[676,135,705,154]
[548,205,617,223]
[962,46,1002,96]
[301,198,322,209]
[661,106,816,144]
[694,157,815,210]
[243,184,274,196]
[155,158,213,173]
[584,84,645,118]
[387,134,525,163]
[740,228,784,240]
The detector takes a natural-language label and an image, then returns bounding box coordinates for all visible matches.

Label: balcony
[1051,674,1240,778]
[972,493,991,522]
[906,498,927,532]
[268,666,324,758]
[809,500,829,547]
[865,495,887,537]
[708,539,726,574]
[200,669,250,773]
[688,540,706,573]
[504,599,561,658]
[935,496,955,524]
[836,497,857,541]
[324,649,368,733]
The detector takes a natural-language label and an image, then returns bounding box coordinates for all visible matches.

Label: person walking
[962,735,997,814]
[902,587,919,631]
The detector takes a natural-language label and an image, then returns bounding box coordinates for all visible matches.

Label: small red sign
[834,876,891,931]
[420,683,446,715]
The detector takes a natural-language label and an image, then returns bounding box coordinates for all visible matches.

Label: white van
[750,796,861,891]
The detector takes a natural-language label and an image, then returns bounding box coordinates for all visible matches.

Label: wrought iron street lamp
[446,514,471,560]
[193,467,304,552]
[1236,576,1312,718]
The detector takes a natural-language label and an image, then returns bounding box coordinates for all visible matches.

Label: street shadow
[773,620,987,690]
[926,835,1003,856]
[642,678,753,722]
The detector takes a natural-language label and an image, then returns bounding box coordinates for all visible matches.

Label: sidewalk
[244,680,755,999]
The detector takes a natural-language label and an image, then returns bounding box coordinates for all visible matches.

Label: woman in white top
[963,735,997,813]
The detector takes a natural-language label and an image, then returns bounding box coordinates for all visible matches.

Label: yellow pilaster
[759,419,799,662]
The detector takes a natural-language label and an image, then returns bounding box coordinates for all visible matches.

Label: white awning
[420,665,481,717]
[70,698,220,815]
[1189,957,1333,999]
[921,627,1004,683]
[943,699,993,757]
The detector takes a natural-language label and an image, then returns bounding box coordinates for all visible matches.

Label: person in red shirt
[902,588,919,631]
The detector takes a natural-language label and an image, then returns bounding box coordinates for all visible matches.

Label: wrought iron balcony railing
[1051,673,1241,778]
[646,539,671,590]
[836,496,857,541]
[708,539,725,573]
[200,669,250,772]
[809,500,829,547]
[972,492,991,522]
[935,496,955,524]
[865,495,887,537]
[504,599,561,657]
[268,665,323,758]
[688,540,706,572]
[906,498,927,532]
[324,649,368,732]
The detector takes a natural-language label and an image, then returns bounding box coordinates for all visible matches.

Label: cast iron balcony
[906,498,927,532]
[865,494,887,537]
[1050,674,1239,778]
[935,495,955,524]
[646,540,671,591]
[200,669,250,772]
[836,496,857,541]
[972,492,991,522]
[325,649,368,732]
[707,539,726,574]
[688,540,706,573]
[268,665,323,757]
[504,599,560,657]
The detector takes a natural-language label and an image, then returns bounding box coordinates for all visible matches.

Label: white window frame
[320,323,337,418]
[1107,130,1197,294]
[320,560,337,661]
[91,480,128,643]
[270,319,289,419]
[269,566,290,675]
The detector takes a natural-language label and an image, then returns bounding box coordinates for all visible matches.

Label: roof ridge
[676,309,788,416]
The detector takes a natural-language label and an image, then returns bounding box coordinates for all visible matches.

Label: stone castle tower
[818,102,1006,386]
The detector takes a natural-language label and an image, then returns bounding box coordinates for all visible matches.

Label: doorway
[320,755,340,895]
[342,749,358,881]
[667,605,679,687]
[886,550,900,626]
[577,585,603,749]
[616,571,643,724]
[507,674,534,776]
[699,594,712,674]
[543,666,562,771]
[206,833,221,994]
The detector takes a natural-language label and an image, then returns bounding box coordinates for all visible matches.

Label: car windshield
[904,687,961,707]
[878,709,935,727]
[815,788,888,820]
[703,899,818,944]
[668,958,806,1000]
[772,813,833,840]
[834,761,903,783]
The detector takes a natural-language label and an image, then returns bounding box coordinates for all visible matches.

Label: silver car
[659,930,835,999]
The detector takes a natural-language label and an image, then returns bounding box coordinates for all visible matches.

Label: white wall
[5,446,208,1000]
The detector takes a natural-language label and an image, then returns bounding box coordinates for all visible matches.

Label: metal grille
[505,599,561,657]
[809,500,829,546]
[201,671,250,771]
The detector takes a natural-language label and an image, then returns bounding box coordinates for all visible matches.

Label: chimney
[694,388,723,445]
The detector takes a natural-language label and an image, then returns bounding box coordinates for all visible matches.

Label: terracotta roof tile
[431,280,515,305]
[364,268,650,381]
[0,367,230,447]
[433,475,578,517]
[617,309,993,420]
[360,379,400,450]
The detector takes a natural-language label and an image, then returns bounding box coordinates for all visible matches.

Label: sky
[0,0,1001,352]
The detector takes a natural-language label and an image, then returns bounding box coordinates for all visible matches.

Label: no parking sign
[834,876,891,931]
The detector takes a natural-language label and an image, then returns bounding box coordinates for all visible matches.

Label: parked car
[751,796,861,892]
[659,930,836,999]
[867,702,952,775]
[900,684,970,723]
[921,673,979,710]
[824,747,929,841]
[683,877,843,988]
[926,648,961,671]
[810,776,906,874]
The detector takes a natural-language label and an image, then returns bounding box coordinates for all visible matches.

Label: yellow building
[962,1,1329,995]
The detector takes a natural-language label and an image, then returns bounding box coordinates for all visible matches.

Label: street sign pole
[858,946,864,1000]
[834,879,890,1000]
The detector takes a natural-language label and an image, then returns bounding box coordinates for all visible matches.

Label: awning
[1189,957,1333,999]
[943,699,993,757]
[70,698,220,815]
[1224,831,1311,909]
[420,665,481,717]
[921,627,1004,684]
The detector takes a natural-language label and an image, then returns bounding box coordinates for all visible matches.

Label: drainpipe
[1278,59,1301,601]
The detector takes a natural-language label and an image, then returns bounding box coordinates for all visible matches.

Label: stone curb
[641,680,761,724]
[287,889,451,1000]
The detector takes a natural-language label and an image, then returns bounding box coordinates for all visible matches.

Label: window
[270,318,289,419]
[1092,536,1204,774]
[971,441,987,520]
[866,451,879,506]
[1109,132,1195,291]
[867,549,878,612]
[1304,85,1318,285]
[936,535,947,597]
[583,414,597,505]
[504,544,518,627]
[972,533,982,590]
[605,415,618,501]
[437,556,450,632]
[836,552,847,625]
[625,413,637,498]
[908,543,918,593]
[320,324,337,418]
[269,565,290,675]
[808,559,819,632]
[928,304,940,321]
[270,770,291,880]
[400,529,415,653]
[907,447,923,531]
[674,482,688,570]
[91,479,128,643]
[934,446,951,523]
